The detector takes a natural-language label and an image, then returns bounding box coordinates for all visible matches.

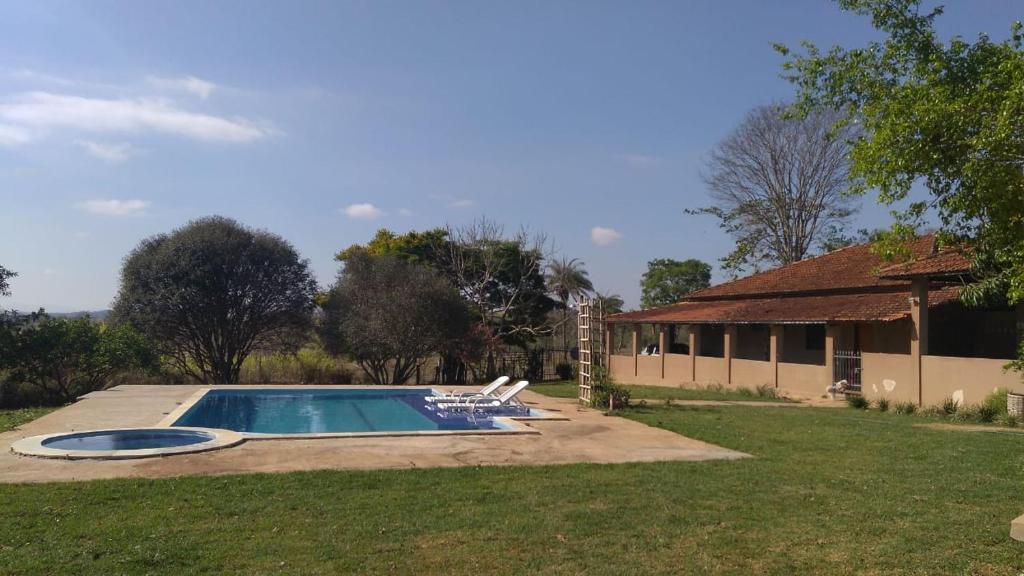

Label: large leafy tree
[640,258,712,309]
[320,253,473,385]
[5,316,157,403]
[545,257,594,351]
[778,0,1024,364]
[690,104,859,274]
[112,216,317,383]
[593,292,625,315]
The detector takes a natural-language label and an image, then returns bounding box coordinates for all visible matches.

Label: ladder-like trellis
[577,294,603,404]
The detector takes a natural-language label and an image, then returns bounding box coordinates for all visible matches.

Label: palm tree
[545,257,594,353]
[593,291,624,315]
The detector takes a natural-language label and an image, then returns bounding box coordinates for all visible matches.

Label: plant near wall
[846,395,870,409]
[893,401,917,415]
[875,398,890,412]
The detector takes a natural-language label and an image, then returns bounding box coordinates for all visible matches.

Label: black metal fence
[833,349,862,393]
[427,348,576,385]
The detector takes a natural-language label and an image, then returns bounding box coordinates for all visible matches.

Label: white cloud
[78,199,150,217]
[42,268,57,276]
[10,68,75,86]
[343,203,385,220]
[0,123,31,146]
[399,208,413,216]
[77,140,137,163]
[0,92,266,143]
[147,75,216,100]
[590,226,622,246]
[616,153,661,167]
[449,199,476,209]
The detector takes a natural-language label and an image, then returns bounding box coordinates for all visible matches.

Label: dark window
[699,325,725,357]
[805,325,825,351]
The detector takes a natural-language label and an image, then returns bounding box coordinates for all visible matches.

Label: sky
[0,1,1020,312]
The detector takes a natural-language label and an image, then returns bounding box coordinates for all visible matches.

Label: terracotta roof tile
[685,235,943,300]
[876,248,972,279]
[608,286,960,324]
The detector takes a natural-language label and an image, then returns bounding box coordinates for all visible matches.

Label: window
[805,325,825,351]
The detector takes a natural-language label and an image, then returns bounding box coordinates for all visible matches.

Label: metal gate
[833,349,862,393]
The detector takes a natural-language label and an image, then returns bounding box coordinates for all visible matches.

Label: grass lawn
[531,380,793,402]
[0,408,53,433]
[1,406,1023,574]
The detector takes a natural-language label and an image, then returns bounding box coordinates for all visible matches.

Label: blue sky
[0,1,1019,311]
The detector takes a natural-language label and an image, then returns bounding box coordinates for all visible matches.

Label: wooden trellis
[577,294,603,404]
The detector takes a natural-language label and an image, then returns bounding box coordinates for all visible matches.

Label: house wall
[920,355,1022,405]
[860,352,917,403]
[777,362,828,397]
[731,358,774,387]
[663,353,693,386]
[695,355,727,384]
[735,325,770,361]
[609,354,637,384]
[780,325,826,365]
[636,355,661,383]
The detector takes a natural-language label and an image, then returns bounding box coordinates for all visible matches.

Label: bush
[875,398,890,412]
[998,414,1019,428]
[940,397,959,415]
[976,403,998,423]
[846,395,870,410]
[554,362,574,381]
[737,387,756,398]
[982,388,1009,418]
[894,401,917,415]
[591,383,631,411]
[755,383,778,399]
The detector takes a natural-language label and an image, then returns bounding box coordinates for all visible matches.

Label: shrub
[554,362,574,381]
[591,383,631,410]
[875,398,890,412]
[982,388,1009,418]
[755,383,778,399]
[951,405,977,423]
[894,401,917,415]
[976,403,999,423]
[940,397,959,415]
[998,414,1019,428]
[846,395,870,410]
[737,387,756,398]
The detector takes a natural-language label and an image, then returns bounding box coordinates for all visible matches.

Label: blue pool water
[172,388,509,434]
[42,429,215,451]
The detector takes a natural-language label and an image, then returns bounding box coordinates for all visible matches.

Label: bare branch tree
[433,217,556,346]
[690,104,860,275]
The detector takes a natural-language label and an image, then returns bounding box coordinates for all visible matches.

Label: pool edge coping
[10,427,246,460]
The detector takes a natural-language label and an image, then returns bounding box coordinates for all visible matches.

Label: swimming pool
[171,388,517,435]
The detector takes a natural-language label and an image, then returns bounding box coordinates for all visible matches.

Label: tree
[112,216,317,384]
[777,0,1024,365]
[640,259,711,309]
[545,257,594,351]
[320,253,473,385]
[593,292,625,315]
[0,265,14,297]
[690,104,859,275]
[5,316,156,403]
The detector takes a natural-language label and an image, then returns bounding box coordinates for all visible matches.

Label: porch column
[658,325,666,380]
[605,325,614,368]
[825,324,837,386]
[689,326,700,383]
[632,324,640,378]
[910,279,929,405]
[769,325,783,388]
[724,325,736,385]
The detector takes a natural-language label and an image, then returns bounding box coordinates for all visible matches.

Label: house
[604,236,1022,405]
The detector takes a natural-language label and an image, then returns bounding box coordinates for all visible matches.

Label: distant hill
[32,310,112,321]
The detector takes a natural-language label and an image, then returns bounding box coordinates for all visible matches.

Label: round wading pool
[10,427,244,460]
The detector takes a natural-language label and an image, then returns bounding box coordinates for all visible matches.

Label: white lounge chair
[434,380,529,413]
[424,376,510,404]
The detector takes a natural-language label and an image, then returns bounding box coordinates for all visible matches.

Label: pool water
[41,429,215,451]
[173,389,509,434]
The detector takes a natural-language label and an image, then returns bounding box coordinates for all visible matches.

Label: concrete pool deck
[0,384,747,483]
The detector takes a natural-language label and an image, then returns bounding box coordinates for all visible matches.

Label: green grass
[532,380,793,402]
[1,405,1022,574]
[0,408,53,433]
